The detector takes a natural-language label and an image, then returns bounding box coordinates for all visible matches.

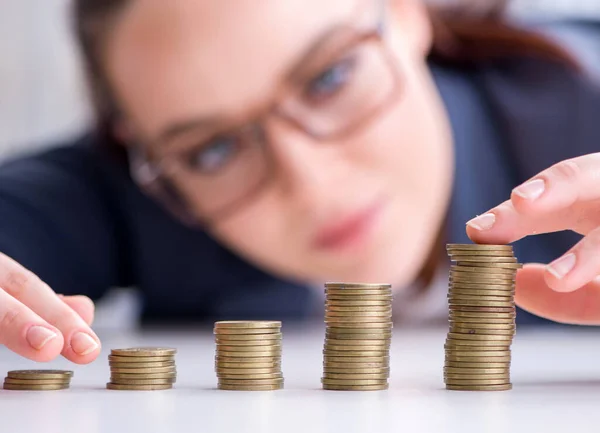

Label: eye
[305,56,356,103]
[185,134,240,173]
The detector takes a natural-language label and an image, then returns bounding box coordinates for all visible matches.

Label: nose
[265,117,345,216]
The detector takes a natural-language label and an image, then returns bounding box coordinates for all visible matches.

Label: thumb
[515,263,600,325]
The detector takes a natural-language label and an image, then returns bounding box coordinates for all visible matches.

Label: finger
[0,253,101,364]
[544,225,600,292]
[0,288,65,362]
[466,155,600,244]
[515,263,600,325]
[57,295,95,326]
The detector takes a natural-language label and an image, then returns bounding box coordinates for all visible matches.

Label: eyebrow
[156,24,351,144]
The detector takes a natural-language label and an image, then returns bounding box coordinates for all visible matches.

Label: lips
[312,200,385,252]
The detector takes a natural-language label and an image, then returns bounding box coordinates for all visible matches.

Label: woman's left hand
[465,153,600,325]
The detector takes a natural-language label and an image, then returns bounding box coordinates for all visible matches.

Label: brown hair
[74,0,579,137]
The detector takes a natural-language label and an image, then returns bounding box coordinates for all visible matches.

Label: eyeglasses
[128,0,402,225]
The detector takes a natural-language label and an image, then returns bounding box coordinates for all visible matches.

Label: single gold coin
[444,344,510,352]
[324,317,392,324]
[444,367,509,374]
[448,316,515,324]
[214,333,282,341]
[110,366,176,374]
[323,384,388,391]
[326,300,391,307]
[450,283,516,291]
[215,356,280,363]
[444,378,510,386]
[217,373,283,380]
[214,321,281,329]
[444,374,510,381]
[3,383,69,391]
[108,355,174,363]
[3,378,70,385]
[109,378,175,385]
[326,296,393,302]
[218,383,283,391]
[445,355,511,363]
[449,288,514,297]
[447,244,513,251]
[446,383,512,391]
[325,339,390,346]
[325,325,393,333]
[324,356,390,363]
[448,300,515,308]
[448,249,515,257]
[325,311,393,318]
[456,261,523,269]
[218,378,284,386]
[106,383,173,391]
[448,311,516,319]
[450,256,517,263]
[450,265,516,275]
[111,372,177,380]
[323,350,389,357]
[110,348,177,357]
[450,272,515,281]
[450,306,515,313]
[325,288,392,295]
[445,349,511,357]
[321,378,388,386]
[445,338,511,347]
[7,370,74,380]
[323,368,390,375]
[215,339,281,346]
[215,367,281,374]
[447,332,513,341]
[326,305,393,312]
[325,344,390,352]
[448,296,516,304]
[214,328,282,335]
[216,344,281,352]
[445,361,510,369]
[448,322,516,330]
[215,361,280,369]
[449,327,515,336]
[325,333,392,340]
[109,361,175,369]
[326,322,393,329]
[324,362,389,369]
[323,373,389,380]
[217,351,282,358]
[325,283,392,290]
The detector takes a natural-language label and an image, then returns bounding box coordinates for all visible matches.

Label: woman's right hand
[0,252,101,363]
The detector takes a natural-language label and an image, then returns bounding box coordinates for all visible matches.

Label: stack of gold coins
[3,370,73,391]
[444,244,522,391]
[214,321,283,391]
[107,347,177,391]
[322,283,393,391]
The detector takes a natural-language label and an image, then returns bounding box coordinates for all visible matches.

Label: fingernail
[467,213,496,231]
[547,253,576,279]
[26,326,58,350]
[71,332,99,356]
[513,179,545,200]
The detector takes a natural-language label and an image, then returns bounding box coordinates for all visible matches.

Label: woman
[0,0,598,365]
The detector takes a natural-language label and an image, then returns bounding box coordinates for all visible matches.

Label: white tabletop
[1,324,600,433]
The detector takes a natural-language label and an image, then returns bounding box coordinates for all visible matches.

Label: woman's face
[105,0,454,287]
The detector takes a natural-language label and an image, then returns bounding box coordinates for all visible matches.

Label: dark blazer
[0,19,598,325]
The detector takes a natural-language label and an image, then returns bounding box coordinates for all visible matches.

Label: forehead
[106,0,360,135]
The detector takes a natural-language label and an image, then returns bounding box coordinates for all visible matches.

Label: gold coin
[215,339,281,347]
[3,378,70,385]
[214,321,281,329]
[444,366,509,373]
[214,328,282,335]
[456,262,522,269]
[450,256,517,263]
[450,283,516,291]
[450,265,516,275]
[213,333,282,341]
[449,289,514,297]
[215,356,280,363]
[445,361,510,369]
[444,374,510,380]
[108,355,174,363]
[324,345,390,352]
[325,339,390,346]
[450,271,515,281]
[326,301,391,307]
[444,344,510,352]
[3,383,69,391]
[323,373,389,380]
[325,317,392,324]
[215,367,281,374]
[7,370,74,380]
[216,345,281,352]
[325,283,392,290]
[444,378,510,386]
[326,306,393,312]
[448,250,515,257]
[448,317,515,326]
[325,311,392,317]
[110,366,176,374]
[445,355,511,363]
[321,378,388,386]
[449,327,515,336]
[450,306,515,313]
[449,278,514,287]
[324,362,389,369]
[448,300,515,308]
[326,295,393,302]
[323,368,390,375]
[323,384,389,391]
[218,378,284,386]
[323,350,389,357]
[447,332,513,341]
[109,361,175,369]
[106,383,173,391]
[445,349,510,356]
[325,326,393,333]
[448,322,516,330]
[217,373,283,380]
[325,333,392,340]
[447,244,513,251]
[325,288,392,295]
[446,384,512,391]
[215,360,280,369]
[326,322,393,329]
[110,348,177,357]
[445,338,511,347]
[109,378,174,385]
[111,372,177,380]
[448,311,515,319]
[217,351,282,358]
[218,383,283,391]
[448,295,515,304]
[325,356,390,363]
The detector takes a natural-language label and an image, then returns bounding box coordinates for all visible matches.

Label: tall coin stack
[3,370,73,391]
[322,283,393,391]
[444,244,522,391]
[214,321,284,391]
[107,347,177,391]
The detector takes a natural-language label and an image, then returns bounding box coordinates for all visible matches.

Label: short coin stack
[444,244,522,391]
[214,321,284,391]
[322,283,393,391]
[107,347,177,391]
[3,370,73,391]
